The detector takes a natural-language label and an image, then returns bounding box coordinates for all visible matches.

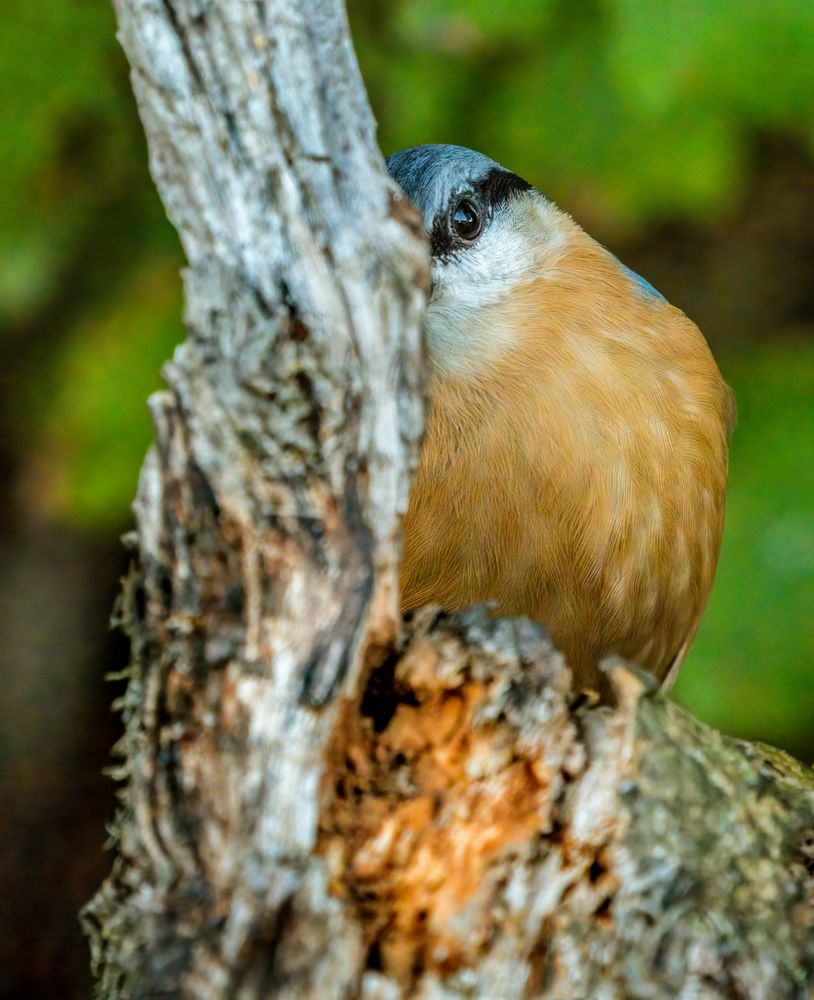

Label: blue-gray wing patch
[609,250,666,302]
[620,262,666,301]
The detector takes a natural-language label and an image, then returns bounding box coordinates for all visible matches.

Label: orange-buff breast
[400,226,733,692]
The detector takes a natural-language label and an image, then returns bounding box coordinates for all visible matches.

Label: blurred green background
[1,1,812,996]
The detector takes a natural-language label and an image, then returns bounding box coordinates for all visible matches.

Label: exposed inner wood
[318,618,618,988]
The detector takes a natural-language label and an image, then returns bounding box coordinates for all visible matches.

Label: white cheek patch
[426,298,518,377]
[426,195,566,377]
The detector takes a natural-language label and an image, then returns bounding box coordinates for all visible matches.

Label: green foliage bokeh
[1,0,812,755]
[353,0,814,225]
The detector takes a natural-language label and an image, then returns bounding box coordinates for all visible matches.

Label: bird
[387,144,734,694]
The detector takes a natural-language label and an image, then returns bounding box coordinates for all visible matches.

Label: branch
[84,2,814,998]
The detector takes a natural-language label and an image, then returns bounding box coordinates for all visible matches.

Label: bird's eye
[451,199,482,241]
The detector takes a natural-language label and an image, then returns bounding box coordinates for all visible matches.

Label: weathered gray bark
[84,2,814,998]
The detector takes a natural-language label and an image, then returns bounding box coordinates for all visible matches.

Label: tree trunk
[84,2,814,998]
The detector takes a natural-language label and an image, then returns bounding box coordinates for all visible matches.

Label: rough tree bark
[83,2,814,998]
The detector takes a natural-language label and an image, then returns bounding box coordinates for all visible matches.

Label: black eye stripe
[429,167,532,259]
[429,218,456,259]
[473,167,532,207]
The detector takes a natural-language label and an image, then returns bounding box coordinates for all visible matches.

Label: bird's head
[387,144,566,378]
